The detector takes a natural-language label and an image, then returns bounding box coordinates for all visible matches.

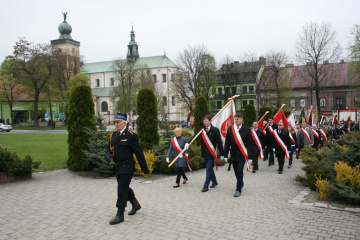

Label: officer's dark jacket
[248,128,265,158]
[224,124,252,162]
[272,129,291,154]
[106,128,149,175]
[265,123,277,148]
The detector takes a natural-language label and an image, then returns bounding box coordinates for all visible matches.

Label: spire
[127,26,139,61]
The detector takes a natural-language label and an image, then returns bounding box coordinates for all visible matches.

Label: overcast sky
[1,0,359,65]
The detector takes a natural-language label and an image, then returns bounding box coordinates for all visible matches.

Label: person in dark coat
[248,121,265,173]
[166,128,189,188]
[272,120,291,174]
[224,113,253,197]
[187,115,224,193]
[105,113,149,225]
[287,125,298,168]
[265,116,277,166]
[311,124,322,150]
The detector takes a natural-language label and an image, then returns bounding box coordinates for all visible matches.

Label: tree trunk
[34,90,40,128]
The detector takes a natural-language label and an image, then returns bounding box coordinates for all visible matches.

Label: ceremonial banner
[306,107,313,125]
[273,109,288,129]
[211,99,235,146]
[287,113,296,131]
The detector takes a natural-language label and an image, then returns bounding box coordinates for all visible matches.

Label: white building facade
[81,28,185,124]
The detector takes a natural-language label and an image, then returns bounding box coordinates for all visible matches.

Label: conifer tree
[83,116,113,176]
[137,89,159,150]
[243,104,256,127]
[67,85,95,171]
[194,96,209,134]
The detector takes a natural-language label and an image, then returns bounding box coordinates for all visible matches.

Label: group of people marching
[105,112,359,225]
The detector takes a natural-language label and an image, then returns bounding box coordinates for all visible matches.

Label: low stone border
[289,187,360,213]
[0,172,32,183]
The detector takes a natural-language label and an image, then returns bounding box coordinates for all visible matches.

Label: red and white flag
[211,99,235,147]
[274,109,288,129]
[287,113,297,133]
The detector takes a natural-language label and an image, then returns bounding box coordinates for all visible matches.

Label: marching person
[272,120,291,174]
[105,113,149,225]
[297,122,313,157]
[262,120,269,161]
[311,124,322,150]
[248,121,265,173]
[166,128,189,188]
[287,125,298,168]
[187,115,224,192]
[265,116,277,166]
[224,113,252,197]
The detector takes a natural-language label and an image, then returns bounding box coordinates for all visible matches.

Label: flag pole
[315,106,318,125]
[263,104,286,131]
[257,111,269,122]
[286,108,295,120]
[168,95,239,168]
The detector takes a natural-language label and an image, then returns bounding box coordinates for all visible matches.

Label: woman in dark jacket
[287,125,298,168]
[166,128,189,188]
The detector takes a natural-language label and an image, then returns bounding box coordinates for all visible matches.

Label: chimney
[323,60,329,64]
[244,61,248,68]
[259,57,266,65]
[285,64,294,67]
[340,59,345,63]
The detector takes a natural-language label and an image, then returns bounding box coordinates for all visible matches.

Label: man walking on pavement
[105,113,149,225]
[224,113,252,197]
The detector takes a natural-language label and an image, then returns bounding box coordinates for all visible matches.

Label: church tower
[51,13,81,74]
[126,26,139,62]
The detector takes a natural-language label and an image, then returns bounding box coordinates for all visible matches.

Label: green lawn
[13,126,68,130]
[0,134,68,172]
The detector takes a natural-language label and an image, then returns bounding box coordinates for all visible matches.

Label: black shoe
[278,170,283,174]
[173,183,180,188]
[201,187,208,192]
[252,169,256,173]
[209,182,218,188]
[109,208,125,225]
[128,200,141,215]
[227,167,231,171]
[183,178,188,184]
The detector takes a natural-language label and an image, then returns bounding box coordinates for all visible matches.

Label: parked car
[0,123,12,132]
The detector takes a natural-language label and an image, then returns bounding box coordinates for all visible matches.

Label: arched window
[101,101,108,112]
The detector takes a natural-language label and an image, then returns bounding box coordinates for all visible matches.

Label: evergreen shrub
[243,104,256,127]
[67,85,96,171]
[0,147,40,176]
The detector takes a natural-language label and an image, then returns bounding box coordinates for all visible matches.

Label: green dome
[58,21,73,39]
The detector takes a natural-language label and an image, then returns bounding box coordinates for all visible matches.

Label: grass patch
[0,134,68,172]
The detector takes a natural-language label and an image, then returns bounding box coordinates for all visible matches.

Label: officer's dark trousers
[269,149,275,164]
[116,173,135,208]
[233,160,245,192]
[277,153,285,171]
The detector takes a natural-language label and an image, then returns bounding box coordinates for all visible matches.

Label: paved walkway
[0,160,359,240]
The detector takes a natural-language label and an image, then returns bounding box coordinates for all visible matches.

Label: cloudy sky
[1,0,359,65]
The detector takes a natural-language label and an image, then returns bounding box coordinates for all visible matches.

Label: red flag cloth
[258,114,266,131]
[273,109,288,129]
[333,115,339,125]
[306,108,313,124]
[345,115,351,125]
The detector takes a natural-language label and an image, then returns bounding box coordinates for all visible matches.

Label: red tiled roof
[258,62,352,90]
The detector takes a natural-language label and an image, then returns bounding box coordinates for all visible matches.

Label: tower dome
[58,12,73,39]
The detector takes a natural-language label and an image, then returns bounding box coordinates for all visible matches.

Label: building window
[249,100,254,105]
[225,87,230,95]
[153,74,157,82]
[171,74,174,81]
[163,96,167,106]
[96,79,100,87]
[101,101,108,112]
[110,78,114,86]
[217,101,222,109]
[172,96,175,106]
[336,97,343,110]
[249,86,254,93]
[231,87,236,95]
[162,74,166,82]
[218,88,222,95]
[243,100,248,107]
[242,86,247,93]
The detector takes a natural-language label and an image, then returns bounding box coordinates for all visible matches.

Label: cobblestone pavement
[1,160,359,240]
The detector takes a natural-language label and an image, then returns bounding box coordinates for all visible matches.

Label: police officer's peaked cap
[113,113,127,121]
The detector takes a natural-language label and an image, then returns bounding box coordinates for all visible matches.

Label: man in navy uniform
[105,113,149,225]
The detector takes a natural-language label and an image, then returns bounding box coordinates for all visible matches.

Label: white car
[0,123,12,132]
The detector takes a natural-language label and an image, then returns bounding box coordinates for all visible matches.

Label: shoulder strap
[109,132,115,153]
